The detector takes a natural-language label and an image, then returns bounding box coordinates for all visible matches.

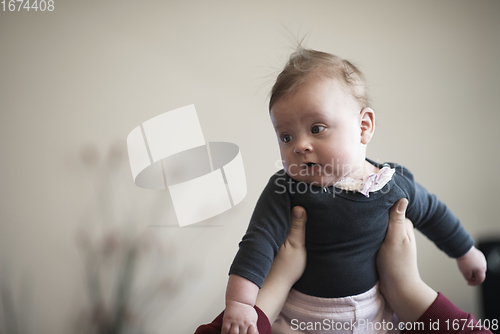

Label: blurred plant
[73,142,195,334]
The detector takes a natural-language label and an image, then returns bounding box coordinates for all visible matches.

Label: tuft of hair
[269,46,369,111]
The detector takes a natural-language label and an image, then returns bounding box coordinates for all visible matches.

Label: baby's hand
[457,246,487,286]
[222,300,259,334]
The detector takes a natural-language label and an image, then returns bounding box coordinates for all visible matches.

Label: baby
[221,47,487,334]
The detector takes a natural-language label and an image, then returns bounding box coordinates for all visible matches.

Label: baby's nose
[294,138,313,154]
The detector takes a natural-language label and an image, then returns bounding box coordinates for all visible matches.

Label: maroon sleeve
[194,305,272,334]
[404,293,492,333]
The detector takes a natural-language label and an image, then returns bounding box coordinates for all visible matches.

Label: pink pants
[272,284,398,334]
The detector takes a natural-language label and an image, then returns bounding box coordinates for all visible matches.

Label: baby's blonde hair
[269,47,369,111]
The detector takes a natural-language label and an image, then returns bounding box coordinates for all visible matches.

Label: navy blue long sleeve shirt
[229,160,474,298]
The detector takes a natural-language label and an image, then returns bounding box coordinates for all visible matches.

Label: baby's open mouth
[302,163,321,176]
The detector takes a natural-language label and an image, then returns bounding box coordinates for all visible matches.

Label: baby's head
[269,47,375,186]
[269,47,369,112]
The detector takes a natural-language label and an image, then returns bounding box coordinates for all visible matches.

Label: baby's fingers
[468,269,486,286]
[248,323,259,334]
[227,324,238,334]
[221,322,230,334]
[467,275,479,286]
[222,321,238,334]
[233,324,258,334]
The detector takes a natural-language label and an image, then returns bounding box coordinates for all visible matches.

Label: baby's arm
[222,274,260,334]
[457,246,487,286]
[398,166,486,285]
[222,172,293,333]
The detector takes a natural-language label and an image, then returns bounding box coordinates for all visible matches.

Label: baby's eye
[311,125,326,134]
[282,134,293,143]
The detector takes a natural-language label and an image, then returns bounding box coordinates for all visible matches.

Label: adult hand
[256,206,307,324]
[377,198,438,323]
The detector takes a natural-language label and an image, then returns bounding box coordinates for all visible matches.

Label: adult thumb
[387,198,409,238]
[288,206,307,247]
[291,206,307,230]
[395,198,408,216]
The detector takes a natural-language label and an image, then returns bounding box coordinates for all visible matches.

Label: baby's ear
[360,108,375,145]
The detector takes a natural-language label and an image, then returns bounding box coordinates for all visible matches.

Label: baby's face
[270,76,368,186]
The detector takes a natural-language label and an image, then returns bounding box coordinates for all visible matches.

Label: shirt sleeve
[228,171,293,288]
[404,293,492,334]
[395,165,475,258]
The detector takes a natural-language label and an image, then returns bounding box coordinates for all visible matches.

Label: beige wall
[1,1,499,333]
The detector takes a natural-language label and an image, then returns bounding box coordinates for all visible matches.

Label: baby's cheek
[285,163,297,176]
[279,152,290,168]
[322,163,341,177]
[322,163,333,175]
